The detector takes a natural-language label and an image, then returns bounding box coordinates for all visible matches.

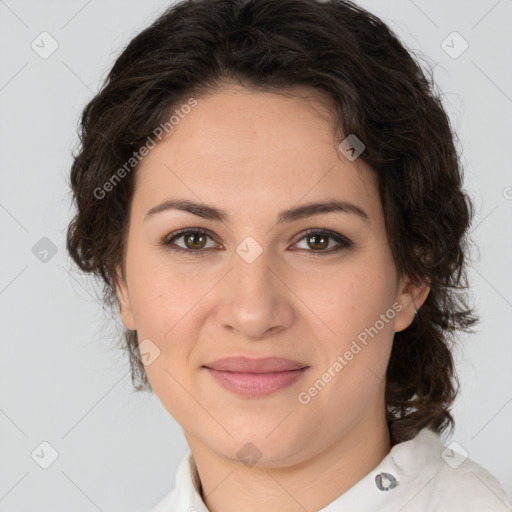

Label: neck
[186,409,391,512]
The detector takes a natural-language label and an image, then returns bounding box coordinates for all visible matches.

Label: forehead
[132,86,380,226]
[153,85,339,158]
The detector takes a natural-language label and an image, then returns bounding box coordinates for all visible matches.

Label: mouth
[202,356,309,397]
[203,355,309,373]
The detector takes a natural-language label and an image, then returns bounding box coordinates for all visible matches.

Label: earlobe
[393,275,430,333]
[114,265,137,331]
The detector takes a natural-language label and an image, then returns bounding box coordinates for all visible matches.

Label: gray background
[0,0,511,510]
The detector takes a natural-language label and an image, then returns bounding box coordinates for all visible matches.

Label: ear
[393,274,430,333]
[114,264,137,331]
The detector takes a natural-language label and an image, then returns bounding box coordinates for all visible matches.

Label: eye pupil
[308,234,329,250]
[186,233,207,249]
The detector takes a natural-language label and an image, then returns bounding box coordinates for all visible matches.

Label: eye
[159,227,352,257]
[292,228,352,255]
[159,227,219,257]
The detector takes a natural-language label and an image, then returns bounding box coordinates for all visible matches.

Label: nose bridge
[233,239,274,295]
[215,238,293,339]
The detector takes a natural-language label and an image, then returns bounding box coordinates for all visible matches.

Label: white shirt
[146,427,511,511]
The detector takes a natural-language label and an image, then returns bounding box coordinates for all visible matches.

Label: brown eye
[160,228,218,257]
[160,227,352,258]
[293,229,352,255]
[306,233,329,251]
[183,232,208,250]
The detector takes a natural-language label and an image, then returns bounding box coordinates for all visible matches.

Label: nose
[214,245,295,340]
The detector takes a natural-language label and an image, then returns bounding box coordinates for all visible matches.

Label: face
[115,85,428,466]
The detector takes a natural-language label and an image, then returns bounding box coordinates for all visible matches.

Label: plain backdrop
[0,1,511,511]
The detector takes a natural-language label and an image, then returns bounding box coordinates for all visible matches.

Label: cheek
[304,261,398,338]
[300,257,398,400]
[301,272,395,422]
[130,267,203,416]
[127,259,207,335]
[127,262,213,374]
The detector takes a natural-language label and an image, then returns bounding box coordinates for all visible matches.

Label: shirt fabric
[145,427,511,512]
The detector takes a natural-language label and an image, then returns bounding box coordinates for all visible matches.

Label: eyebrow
[144,198,370,225]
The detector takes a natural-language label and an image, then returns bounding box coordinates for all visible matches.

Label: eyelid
[159,227,352,255]
[160,227,221,249]
[292,228,352,250]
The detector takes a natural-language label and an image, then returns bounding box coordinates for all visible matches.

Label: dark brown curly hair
[66,0,478,445]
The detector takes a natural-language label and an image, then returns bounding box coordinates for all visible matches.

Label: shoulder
[391,428,511,511]
[428,452,511,510]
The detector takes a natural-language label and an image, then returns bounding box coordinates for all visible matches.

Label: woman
[66,0,511,510]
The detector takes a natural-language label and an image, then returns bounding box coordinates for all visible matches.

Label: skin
[115,85,430,512]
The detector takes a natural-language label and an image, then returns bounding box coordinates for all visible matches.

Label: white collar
[149,427,511,512]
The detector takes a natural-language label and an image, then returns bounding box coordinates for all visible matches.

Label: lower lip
[205,367,309,397]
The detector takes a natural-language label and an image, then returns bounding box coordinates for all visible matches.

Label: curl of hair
[66,0,478,444]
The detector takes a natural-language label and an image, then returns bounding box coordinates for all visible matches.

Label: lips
[203,356,308,373]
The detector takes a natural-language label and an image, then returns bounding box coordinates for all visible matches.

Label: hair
[66,0,478,445]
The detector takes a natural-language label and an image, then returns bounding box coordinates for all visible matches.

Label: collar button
[375,472,398,491]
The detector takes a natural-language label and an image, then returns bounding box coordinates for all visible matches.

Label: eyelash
[158,227,352,257]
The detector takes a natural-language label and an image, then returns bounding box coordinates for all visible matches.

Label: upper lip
[204,356,309,373]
